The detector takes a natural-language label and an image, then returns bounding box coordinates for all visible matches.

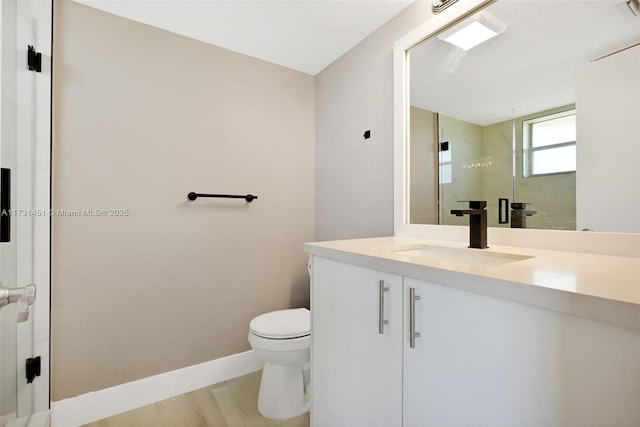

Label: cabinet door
[310,256,403,427]
[403,277,640,426]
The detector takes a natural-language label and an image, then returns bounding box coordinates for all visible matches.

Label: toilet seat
[250,308,310,339]
[248,331,310,352]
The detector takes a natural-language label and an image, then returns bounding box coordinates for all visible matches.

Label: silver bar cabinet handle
[378,280,389,334]
[409,287,421,348]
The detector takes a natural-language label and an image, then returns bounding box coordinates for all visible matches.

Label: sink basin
[390,244,533,267]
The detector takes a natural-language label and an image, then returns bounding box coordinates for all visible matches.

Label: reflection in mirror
[407,0,640,232]
[436,109,514,229]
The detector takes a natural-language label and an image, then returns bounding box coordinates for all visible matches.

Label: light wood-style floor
[82,371,310,427]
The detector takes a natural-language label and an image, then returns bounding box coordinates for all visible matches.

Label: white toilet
[248,307,311,420]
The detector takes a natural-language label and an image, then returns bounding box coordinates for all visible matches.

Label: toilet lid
[250,308,310,339]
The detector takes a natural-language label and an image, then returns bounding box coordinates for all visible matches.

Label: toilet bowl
[248,308,310,420]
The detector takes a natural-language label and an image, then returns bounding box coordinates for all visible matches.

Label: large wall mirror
[402,0,639,234]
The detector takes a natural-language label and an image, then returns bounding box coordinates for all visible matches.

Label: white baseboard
[50,350,262,427]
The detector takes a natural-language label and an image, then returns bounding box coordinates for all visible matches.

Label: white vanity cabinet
[310,256,403,427]
[310,254,640,427]
[403,278,639,426]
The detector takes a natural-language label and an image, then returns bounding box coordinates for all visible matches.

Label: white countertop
[304,236,640,331]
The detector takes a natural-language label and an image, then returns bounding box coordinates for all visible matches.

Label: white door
[310,256,403,427]
[0,0,40,424]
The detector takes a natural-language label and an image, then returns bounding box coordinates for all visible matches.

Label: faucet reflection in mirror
[406,0,640,233]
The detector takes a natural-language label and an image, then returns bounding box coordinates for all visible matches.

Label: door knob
[0,283,36,322]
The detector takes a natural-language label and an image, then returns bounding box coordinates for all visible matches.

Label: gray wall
[52,1,315,400]
[314,1,432,241]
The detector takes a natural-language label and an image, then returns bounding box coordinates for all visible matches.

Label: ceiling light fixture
[438,12,507,51]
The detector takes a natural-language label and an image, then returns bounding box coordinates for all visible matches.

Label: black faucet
[510,202,537,229]
[451,201,488,249]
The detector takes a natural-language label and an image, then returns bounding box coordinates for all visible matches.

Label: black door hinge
[0,168,10,243]
[26,356,41,384]
[27,45,42,73]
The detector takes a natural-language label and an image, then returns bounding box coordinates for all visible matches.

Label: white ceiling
[72,0,414,75]
[409,0,640,126]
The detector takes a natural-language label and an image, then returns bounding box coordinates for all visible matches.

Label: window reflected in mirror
[523,109,576,177]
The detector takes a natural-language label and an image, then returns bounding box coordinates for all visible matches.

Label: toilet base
[257,362,310,420]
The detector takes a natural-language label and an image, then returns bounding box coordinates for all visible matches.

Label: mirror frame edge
[392,0,640,257]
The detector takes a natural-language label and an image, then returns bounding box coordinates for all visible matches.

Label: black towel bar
[187,192,258,202]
